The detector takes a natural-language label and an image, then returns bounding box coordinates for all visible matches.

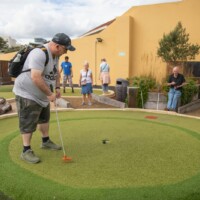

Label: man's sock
[42,136,49,143]
[23,145,31,153]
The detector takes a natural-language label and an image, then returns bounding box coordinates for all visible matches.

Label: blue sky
[0,0,181,44]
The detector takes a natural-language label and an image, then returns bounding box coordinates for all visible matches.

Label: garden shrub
[128,76,157,108]
[128,76,199,108]
[181,79,199,105]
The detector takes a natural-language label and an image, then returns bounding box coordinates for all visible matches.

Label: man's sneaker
[88,102,92,106]
[41,139,62,150]
[21,149,40,164]
[81,102,86,106]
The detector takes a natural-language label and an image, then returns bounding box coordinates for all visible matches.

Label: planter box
[144,92,167,110]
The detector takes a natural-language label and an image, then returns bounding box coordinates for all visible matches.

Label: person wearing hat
[13,33,75,164]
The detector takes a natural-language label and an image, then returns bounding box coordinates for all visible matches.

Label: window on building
[183,62,200,79]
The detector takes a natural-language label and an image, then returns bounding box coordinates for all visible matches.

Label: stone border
[144,92,167,110]
[178,99,200,114]
[92,93,125,108]
[1,95,200,120]
[1,107,200,120]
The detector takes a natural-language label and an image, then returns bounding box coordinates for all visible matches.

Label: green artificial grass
[0,85,103,99]
[0,85,14,99]
[1,111,200,200]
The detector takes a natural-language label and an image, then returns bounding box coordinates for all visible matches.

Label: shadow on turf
[0,191,13,200]
[178,193,200,200]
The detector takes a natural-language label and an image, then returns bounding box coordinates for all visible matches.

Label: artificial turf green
[1,111,200,200]
[0,85,102,99]
[10,115,200,188]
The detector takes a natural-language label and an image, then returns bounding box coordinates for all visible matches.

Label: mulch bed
[4,97,116,115]
[65,97,115,109]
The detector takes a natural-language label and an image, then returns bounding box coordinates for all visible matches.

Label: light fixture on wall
[96,38,103,42]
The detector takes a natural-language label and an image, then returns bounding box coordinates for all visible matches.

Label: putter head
[62,155,72,162]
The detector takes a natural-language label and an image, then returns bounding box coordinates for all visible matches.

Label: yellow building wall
[65,0,200,86]
[124,0,200,83]
[59,15,132,86]
[0,52,16,61]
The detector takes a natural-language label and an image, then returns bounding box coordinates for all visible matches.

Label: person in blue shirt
[60,56,74,93]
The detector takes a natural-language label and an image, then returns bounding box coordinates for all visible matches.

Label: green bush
[128,76,157,108]
[128,76,198,108]
[181,80,199,105]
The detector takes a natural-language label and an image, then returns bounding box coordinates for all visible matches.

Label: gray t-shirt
[13,44,59,107]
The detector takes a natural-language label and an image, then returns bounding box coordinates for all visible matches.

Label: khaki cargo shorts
[15,96,50,133]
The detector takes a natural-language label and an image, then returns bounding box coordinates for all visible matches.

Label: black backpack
[8,45,49,78]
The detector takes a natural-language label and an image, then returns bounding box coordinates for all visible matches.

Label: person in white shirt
[79,61,93,106]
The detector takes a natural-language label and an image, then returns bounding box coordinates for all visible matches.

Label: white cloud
[0,0,181,44]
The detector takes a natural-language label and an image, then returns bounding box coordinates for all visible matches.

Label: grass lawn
[0,85,103,99]
[1,110,200,200]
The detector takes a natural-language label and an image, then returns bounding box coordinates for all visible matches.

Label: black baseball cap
[52,33,76,51]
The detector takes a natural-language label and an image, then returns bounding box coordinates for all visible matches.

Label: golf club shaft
[55,99,66,156]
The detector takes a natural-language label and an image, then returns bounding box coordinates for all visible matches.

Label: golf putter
[55,98,72,162]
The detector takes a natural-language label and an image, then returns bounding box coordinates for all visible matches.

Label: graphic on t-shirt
[45,65,57,80]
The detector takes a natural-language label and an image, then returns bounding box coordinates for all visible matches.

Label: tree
[0,37,24,53]
[0,37,8,51]
[3,46,24,53]
[157,22,200,66]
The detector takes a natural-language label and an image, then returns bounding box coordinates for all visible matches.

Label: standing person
[79,61,93,106]
[165,66,186,111]
[60,56,74,93]
[13,33,75,164]
[99,58,110,94]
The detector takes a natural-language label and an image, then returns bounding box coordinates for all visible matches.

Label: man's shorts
[15,96,50,133]
[63,75,73,87]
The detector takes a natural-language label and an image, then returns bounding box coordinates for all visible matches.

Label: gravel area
[4,97,116,114]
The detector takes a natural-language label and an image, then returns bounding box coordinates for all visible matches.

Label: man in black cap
[13,33,75,164]
[52,33,75,51]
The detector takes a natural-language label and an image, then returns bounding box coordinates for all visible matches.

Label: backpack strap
[101,63,108,72]
[39,46,49,66]
[21,46,49,73]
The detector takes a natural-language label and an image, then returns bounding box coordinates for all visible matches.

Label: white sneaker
[81,102,86,105]
[88,102,92,106]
